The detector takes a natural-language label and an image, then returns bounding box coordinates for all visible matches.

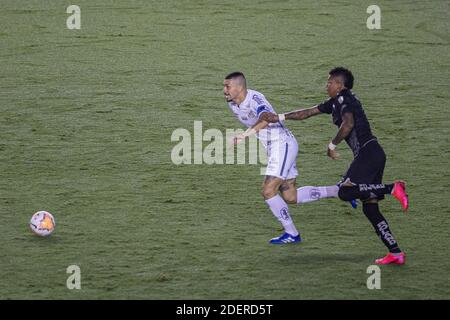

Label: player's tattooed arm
[284,106,322,120]
[327,112,354,160]
[258,112,280,123]
[331,112,354,145]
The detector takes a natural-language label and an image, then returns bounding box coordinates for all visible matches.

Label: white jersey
[228,89,295,148]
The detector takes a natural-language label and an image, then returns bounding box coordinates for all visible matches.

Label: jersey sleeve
[256,105,273,118]
[337,95,356,116]
[317,98,333,114]
[252,94,275,119]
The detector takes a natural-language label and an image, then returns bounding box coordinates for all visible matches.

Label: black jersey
[317,89,376,157]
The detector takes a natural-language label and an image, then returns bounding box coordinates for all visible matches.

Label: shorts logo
[310,188,321,200]
[280,207,289,220]
[359,184,385,192]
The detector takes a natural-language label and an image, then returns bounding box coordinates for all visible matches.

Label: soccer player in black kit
[259,67,409,265]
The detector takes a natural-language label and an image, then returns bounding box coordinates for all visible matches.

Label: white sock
[265,195,299,236]
[297,185,339,204]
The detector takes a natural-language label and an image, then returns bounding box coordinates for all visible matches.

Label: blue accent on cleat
[269,232,301,244]
[350,199,358,209]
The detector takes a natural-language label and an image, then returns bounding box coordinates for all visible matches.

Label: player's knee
[282,193,297,204]
[338,187,353,201]
[262,185,278,200]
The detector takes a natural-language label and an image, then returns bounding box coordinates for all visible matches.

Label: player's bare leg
[262,175,285,200]
[262,176,301,244]
[279,178,298,204]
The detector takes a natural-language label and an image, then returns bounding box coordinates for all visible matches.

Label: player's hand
[230,134,245,146]
[327,147,340,160]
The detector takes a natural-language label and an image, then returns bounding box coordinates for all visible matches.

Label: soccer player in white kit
[224,72,339,244]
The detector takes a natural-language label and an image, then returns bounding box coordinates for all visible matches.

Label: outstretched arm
[258,106,322,123]
[283,106,322,120]
[258,112,280,123]
[230,116,269,145]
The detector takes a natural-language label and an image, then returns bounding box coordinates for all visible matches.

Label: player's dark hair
[225,71,245,80]
[225,71,246,87]
[329,67,354,89]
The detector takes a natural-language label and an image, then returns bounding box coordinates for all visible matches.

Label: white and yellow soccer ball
[30,211,56,237]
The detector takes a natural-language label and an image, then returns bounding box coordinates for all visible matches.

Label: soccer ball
[30,211,56,237]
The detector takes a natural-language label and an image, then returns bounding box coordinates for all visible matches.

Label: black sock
[338,184,394,201]
[362,203,401,253]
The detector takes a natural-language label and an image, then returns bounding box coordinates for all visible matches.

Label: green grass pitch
[1,0,449,299]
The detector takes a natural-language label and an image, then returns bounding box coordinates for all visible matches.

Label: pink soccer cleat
[391,180,409,212]
[375,252,406,265]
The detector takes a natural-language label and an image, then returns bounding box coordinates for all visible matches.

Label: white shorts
[264,138,299,180]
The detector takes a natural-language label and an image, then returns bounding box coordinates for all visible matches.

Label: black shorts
[341,140,386,199]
